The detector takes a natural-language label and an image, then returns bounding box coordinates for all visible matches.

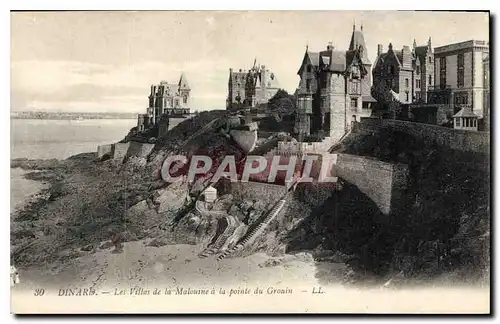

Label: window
[456,118,461,127]
[416,91,421,101]
[405,78,409,88]
[455,92,468,105]
[440,57,446,68]
[183,95,188,104]
[351,98,358,108]
[428,56,432,63]
[416,65,421,75]
[405,91,409,101]
[416,79,421,88]
[306,79,311,92]
[458,70,464,88]
[390,65,395,74]
[457,53,465,88]
[350,81,360,94]
[307,65,312,73]
[429,75,432,86]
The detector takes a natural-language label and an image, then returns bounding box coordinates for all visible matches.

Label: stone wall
[113,142,131,164]
[268,136,337,156]
[356,118,489,154]
[97,144,114,159]
[335,153,409,215]
[229,182,287,207]
[126,141,155,159]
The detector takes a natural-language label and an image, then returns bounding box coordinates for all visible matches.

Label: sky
[11,11,489,113]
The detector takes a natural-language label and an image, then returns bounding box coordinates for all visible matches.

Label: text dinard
[57,286,294,297]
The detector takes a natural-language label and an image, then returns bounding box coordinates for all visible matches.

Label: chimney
[327,42,334,51]
[377,44,383,56]
[402,45,411,68]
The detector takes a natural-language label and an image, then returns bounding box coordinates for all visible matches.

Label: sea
[10,118,184,211]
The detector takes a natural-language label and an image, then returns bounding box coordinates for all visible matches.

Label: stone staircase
[216,198,287,261]
[198,216,237,259]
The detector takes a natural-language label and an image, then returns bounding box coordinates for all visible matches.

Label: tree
[268,89,297,116]
[371,81,400,119]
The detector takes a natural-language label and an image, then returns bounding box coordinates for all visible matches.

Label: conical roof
[348,27,370,64]
[178,73,190,89]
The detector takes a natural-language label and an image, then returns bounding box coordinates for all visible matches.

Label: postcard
[10,10,490,314]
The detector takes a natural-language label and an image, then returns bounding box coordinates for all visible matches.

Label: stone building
[226,60,280,111]
[428,40,489,117]
[372,38,434,105]
[294,24,375,142]
[483,53,490,131]
[137,73,191,133]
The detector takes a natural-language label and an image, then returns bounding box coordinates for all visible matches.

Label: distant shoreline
[11,111,195,121]
[11,111,139,120]
[11,117,138,120]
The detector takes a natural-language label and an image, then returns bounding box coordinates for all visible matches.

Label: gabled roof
[346,50,368,76]
[394,50,403,67]
[297,50,320,75]
[373,50,401,71]
[256,70,280,89]
[308,52,320,66]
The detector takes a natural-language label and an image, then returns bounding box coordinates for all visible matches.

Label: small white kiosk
[453,107,479,131]
[203,185,217,203]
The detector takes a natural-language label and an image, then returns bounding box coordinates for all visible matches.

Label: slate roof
[414,45,429,64]
[319,49,347,72]
[308,52,320,66]
[362,95,377,103]
[453,107,478,118]
[348,30,370,64]
[178,73,190,89]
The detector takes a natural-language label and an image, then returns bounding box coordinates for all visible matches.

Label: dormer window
[307,65,312,73]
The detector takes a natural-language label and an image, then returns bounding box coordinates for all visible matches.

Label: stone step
[217,199,287,261]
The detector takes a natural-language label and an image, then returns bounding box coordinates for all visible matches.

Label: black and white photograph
[9,10,491,314]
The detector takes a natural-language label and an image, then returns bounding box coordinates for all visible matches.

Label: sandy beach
[13,240,342,292]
